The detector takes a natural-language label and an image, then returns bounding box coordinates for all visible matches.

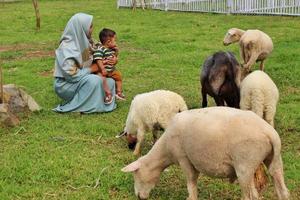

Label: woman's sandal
[104,94,113,104]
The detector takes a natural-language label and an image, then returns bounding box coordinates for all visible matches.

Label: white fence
[117,0,300,16]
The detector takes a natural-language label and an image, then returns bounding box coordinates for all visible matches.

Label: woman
[53,13,117,113]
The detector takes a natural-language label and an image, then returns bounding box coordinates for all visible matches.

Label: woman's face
[87,23,93,39]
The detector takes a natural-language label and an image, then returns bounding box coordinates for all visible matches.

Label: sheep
[240,70,279,127]
[117,90,188,156]
[200,51,241,108]
[122,107,290,200]
[223,28,273,72]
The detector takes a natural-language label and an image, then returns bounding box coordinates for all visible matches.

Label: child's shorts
[107,70,122,81]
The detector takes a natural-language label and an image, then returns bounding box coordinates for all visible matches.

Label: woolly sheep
[118,90,188,156]
[240,70,279,127]
[201,51,241,108]
[122,107,290,200]
[223,28,273,72]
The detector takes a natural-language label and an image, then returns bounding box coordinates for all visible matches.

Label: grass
[0,0,299,199]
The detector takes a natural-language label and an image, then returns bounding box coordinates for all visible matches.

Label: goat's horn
[115,131,127,138]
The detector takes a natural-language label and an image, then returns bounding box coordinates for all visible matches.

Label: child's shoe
[104,94,113,104]
[116,92,126,101]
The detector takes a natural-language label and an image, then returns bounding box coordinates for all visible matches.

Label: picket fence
[117,0,300,16]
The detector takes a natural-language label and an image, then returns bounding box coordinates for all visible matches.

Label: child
[92,28,125,104]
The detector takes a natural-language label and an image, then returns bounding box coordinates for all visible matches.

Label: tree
[0,65,3,104]
[32,0,40,30]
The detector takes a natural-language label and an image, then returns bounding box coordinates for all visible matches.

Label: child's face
[107,36,117,48]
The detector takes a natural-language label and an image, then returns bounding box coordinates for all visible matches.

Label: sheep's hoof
[133,150,141,157]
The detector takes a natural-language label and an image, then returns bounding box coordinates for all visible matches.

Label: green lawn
[0,0,299,199]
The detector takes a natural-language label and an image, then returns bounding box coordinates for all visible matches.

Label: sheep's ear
[121,160,141,172]
[115,131,127,138]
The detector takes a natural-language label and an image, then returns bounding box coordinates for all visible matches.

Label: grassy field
[0,0,299,199]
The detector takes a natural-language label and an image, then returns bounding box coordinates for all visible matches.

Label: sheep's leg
[264,105,276,127]
[235,165,259,200]
[133,129,144,156]
[152,129,159,144]
[259,60,265,71]
[269,168,290,200]
[240,45,246,64]
[179,159,199,200]
[243,52,259,72]
[201,87,208,108]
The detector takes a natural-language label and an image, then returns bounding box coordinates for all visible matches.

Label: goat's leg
[133,129,144,156]
[213,96,225,106]
[201,87,208,108]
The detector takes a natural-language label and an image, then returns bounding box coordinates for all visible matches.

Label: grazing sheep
[201,51,241,108]
[122,107,290,200]
[240,70,279,127]
[223,28,273,72]
[118,90,187,156]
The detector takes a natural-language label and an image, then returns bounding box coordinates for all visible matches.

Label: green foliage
[0,0,299,199]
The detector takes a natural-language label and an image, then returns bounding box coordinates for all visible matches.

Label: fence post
[165,0,168,11]
[227,0,233,14]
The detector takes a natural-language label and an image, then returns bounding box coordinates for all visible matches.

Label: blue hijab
[55,13,93,74]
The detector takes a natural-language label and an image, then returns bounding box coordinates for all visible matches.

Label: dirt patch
[0,43,45,52]
[25,50,55,58]
[38,69,54,77]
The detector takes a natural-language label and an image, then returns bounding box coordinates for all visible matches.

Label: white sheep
[240,70,279,127]
[122,107,290,200]
[118,90,188,156]
[223,28,273,72]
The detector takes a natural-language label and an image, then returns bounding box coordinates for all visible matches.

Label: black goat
[200,51,241,108]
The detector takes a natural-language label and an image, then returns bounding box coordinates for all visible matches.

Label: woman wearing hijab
[53,13,116,113]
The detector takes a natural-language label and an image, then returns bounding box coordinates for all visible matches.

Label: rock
[3,84,41,113]
[0,103,20,127]
[0,84,41,127]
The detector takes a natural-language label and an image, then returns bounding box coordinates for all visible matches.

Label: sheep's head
[223,28,242,46]
[116,131,137,150]
[122,160,159,200]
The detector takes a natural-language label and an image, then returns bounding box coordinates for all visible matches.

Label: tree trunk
[0,66,3,104]
[32,0,40,30]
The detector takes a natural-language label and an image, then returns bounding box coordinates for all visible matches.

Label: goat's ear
[121,160,141,172]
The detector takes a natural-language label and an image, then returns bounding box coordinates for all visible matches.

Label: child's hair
[99,28,116,44]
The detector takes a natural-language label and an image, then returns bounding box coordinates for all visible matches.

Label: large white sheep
[122,107,290,200]
[118,90,188,156]
[240,70,279,127]
[223,28,273,72]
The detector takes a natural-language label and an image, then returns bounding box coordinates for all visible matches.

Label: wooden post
[0,65,3,104]
[32,0,40,30]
